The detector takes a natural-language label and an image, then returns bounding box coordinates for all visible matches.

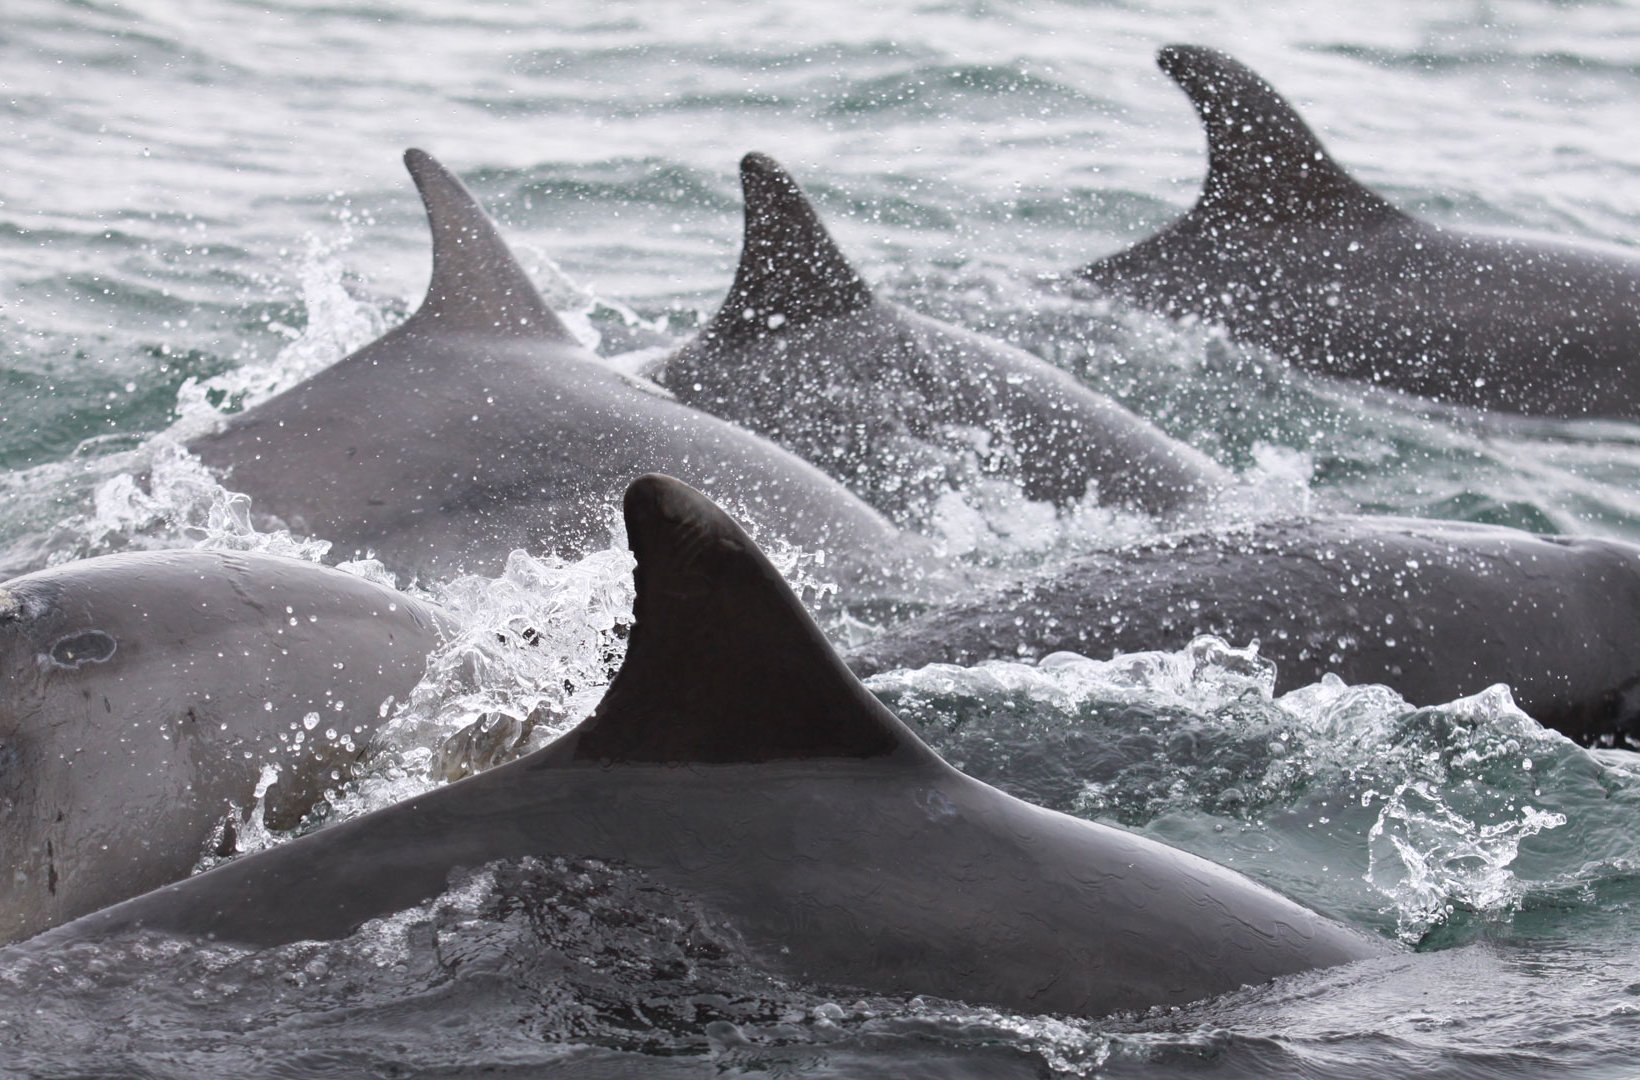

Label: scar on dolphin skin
[47,630,117,669]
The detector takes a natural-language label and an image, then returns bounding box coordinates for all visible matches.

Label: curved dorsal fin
[549,474,937,767]
[401,148,575,341]
[1158,45,1399,228]
[705,153,873,340]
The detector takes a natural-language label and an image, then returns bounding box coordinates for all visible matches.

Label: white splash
[171,231,388,440]
[869,638,1576,941]
[866,635,1277,715]
[510,240,670,355]
[926,474,1159,564]
[70,438,332,564]
[320,541,639,825]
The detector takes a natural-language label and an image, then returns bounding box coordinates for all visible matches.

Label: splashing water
[926,473,1161,565]
[329,543,639,821]
[0,235,389,575]
[71,437,333,563]
[511,240,673,355]
[1351,687,1570,942]
[171,229,390,437]
[869,638,1596,943]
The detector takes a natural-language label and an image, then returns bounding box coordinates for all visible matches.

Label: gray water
[4,0,1640,1075]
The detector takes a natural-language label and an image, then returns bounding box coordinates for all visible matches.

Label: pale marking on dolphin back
[46,630,118,669]
[918,787,959,822]
[0,589,18,621]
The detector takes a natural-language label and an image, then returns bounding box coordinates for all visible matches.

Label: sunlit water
[4,0,1640,1075]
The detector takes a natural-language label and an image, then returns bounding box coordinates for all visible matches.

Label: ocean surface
[4,0,1640,1076]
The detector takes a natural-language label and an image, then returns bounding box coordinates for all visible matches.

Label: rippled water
[5,0,1640,1075]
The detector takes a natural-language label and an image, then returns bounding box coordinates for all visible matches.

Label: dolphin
[0,550,446,943]
[18,475,1390,1019]
[661,153,1229,521]
[188,151,928,596]
[847,514,1640,747]
[1075,45,1640,417]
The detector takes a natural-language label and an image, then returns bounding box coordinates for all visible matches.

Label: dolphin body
[661,153,1229,521]
[1076,46,1640,417]
[188,151,925,595]
[847,514,1640,747]
[19,476,1389,1019]
[0,550,446,943]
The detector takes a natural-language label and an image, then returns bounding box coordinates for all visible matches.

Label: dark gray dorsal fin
[401,148,576,341]
[705,152,873,340]
[1158,45,1400,228]
[554,474,936,766]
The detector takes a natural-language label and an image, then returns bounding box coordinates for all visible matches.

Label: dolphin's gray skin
[661,153,1229,521]
[1076,46,1640,417]
[189,151,925,596]
[20,476,1390,1019]
[0,550,445,943]
[848,515,1640,747]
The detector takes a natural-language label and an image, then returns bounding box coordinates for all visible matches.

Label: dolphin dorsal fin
[550,475,938,767]
[705,153,873,340]
[401,149,576,342]
[1158,45,1400,229]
